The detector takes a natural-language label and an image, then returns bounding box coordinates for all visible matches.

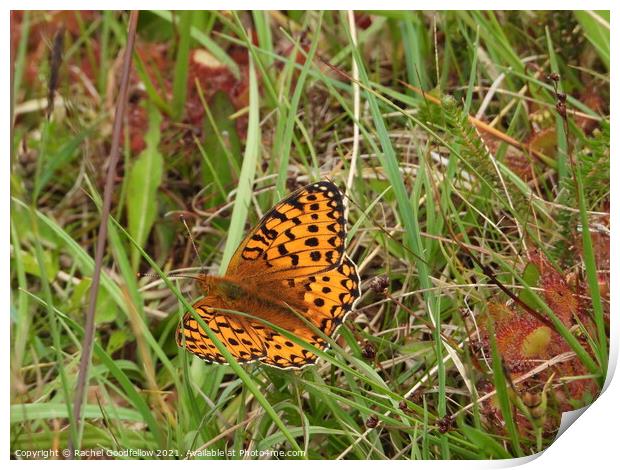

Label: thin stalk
[68,11,139,456]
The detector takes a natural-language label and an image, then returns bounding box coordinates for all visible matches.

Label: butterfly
[176,181,361,369]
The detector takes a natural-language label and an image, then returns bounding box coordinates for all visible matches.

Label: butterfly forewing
[227,181,347,279]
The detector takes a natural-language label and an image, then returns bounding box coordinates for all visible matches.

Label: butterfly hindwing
[227,181,347,279]
[176,300,266,364]
[258,327,319,368]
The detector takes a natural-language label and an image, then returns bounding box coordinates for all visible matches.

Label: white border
[3,3,617,467]
[1,1,618,10]
[0,2,617,10]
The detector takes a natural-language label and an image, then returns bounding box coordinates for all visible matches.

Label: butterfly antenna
[137,271,201,282]
[180,213,204,269]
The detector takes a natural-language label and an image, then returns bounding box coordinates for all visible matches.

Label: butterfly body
[176,181,361,369]
[193,274,314,332]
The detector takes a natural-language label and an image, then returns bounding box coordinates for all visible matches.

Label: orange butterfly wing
[227,181,347,279]
[259,254,361,368]
[176,301,266,364]
[176,181,361,369]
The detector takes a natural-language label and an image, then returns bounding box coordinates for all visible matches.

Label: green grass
[10,10,609,460]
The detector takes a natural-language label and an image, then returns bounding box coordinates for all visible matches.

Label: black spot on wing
[305,237,319,247]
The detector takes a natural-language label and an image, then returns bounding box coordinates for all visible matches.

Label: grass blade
[220,56,260,271]
[171,11,192,120]
[126,104,163,269]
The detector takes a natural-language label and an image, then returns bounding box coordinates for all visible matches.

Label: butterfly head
[196,274,216,294]
[197,274,246,302]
